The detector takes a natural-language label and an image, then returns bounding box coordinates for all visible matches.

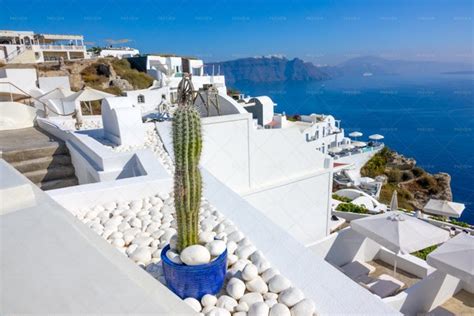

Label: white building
[99,47,139,59]
[0,30,88,64]
[127,55,226,101]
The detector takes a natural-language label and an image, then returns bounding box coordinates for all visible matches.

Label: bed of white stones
[54,117,103,131]
[106,126,174,174]
[75,193,316,316]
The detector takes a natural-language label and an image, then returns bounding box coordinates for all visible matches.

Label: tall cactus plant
[173,74,202,252]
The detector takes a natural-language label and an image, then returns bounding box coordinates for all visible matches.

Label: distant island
[206,55,473,84]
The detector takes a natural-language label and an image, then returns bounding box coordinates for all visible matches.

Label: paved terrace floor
[368,259,422,289]
[429,290,474,316]
[0,127,60,153]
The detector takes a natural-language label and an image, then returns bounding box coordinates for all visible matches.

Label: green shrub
[336,203,369,214]
[332,194,352,203]
[388,169,402,183]
[450,219,470,228]
[361,148,392,178]
[412,167,425,177]
[111,59,154,89]
[401,170,414,182]
[412,245,437,260]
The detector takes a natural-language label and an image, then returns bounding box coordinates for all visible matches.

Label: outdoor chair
[340,261,376,280]
[366,274,405,298]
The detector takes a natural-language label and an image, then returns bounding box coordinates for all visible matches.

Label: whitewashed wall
[157,112,333,244]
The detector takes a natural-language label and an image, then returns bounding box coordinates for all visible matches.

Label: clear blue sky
[1,0,472,64]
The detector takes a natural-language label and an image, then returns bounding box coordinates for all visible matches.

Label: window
[137,94,145,103]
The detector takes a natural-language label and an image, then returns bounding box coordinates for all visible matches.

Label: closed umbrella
[390,191,398,211]
[369,134,384,140]
[427,233,473,284]
[351,211,450,275]
[424,199,465,218]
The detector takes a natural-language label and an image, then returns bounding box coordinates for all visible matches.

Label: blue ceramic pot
[161,244,227,299]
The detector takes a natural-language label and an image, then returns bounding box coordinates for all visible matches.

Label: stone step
[23,165,76,184]
[39,177,79,191]
[1,143,68,163]
[11,155,72,174]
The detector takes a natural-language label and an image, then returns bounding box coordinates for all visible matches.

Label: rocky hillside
[361,147,452,210]
[36,57,154,94]
[205,56,330,84]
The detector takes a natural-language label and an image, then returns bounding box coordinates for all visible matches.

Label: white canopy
[63,87,114,102]
[349,131,363,137]
[427,234,473,284]
[329,147,343,154]
[352,141,367,148]
[39,87,73,100]
[369,134,384,140]
[424,199,465,218]
[351,211,450,254]
[390,190,398,211]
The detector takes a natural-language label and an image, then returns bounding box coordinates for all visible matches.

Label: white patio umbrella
[390,190,398,211]
[369,134,384,140]
[341,144,355,150]
[427,233,473,284]
[352,141,367,148]
[349,131,363,138]
[328,147,343,154]
[351,211,450,275]
[423,199,465,218]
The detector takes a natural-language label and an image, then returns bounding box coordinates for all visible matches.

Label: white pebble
[201,294,217,307]
[268,275,291,293]
[248,302,269,316]
[206,307,230,316]
[166,249,182,264]
[242,263,259,281]
[216,295,237,312]
[226,241,238,255]
[235,245,256,260]
[262,268,280,283]
[226,277,245,300]
[278,287,304,308]
[290,298,315,316]
[180,245,211,266]
[270,303,290,316]
[246,276,268,294]
[130,247,151,264]
[199,231,216,243]
[206,240,226,257]
[240,293,264,307]
[235,302,249,312]
[184,297,202,312]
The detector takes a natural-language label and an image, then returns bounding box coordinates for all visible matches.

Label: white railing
[38,44,84,51]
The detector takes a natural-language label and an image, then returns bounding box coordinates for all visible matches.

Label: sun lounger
[340,261,376,279]
[367,274,405,298]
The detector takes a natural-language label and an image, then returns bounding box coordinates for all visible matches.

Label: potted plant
[161,74,227,299]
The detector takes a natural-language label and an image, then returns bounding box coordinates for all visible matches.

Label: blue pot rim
[161,244,227,270]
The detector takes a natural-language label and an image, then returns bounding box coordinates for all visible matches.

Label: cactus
[173,74,202,252]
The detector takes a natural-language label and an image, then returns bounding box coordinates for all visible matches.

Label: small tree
[173,74,202,252]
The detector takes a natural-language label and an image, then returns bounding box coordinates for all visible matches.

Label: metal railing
[0,82,76,117]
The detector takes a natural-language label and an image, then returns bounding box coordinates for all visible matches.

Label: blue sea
[235,74,474,224]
